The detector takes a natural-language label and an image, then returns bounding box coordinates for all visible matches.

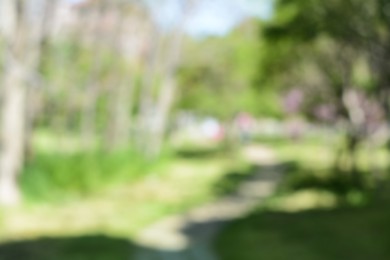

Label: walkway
[134,145,283,260]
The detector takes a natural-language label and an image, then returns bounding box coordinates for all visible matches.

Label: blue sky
[146,0,273,37]
[66,0,273,37]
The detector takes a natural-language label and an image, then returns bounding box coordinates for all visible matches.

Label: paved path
[133,145,283,260]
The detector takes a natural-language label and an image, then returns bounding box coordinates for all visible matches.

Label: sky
[66,0,273,37]
[146,0,273,37]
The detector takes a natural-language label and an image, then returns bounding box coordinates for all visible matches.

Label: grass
[216,206,390,260]
[0,235,133,260]
[20,149,164,202]
[258,135,390,172]
[216,135,390,259]
[2,132,389,259]
[258,135,389,200]
[0,138,249,244]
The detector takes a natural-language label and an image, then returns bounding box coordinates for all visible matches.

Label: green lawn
[216,136,390,260]
[0,235,133,260]
[0,139,254,259]
[0,140,251,244]
[216,206,390,260]
[1,133,389,259]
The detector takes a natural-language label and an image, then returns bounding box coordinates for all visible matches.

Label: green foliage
[20,149,165,202]
[259,0,390,105]
[177,19,279,118]
[38,39,135,131]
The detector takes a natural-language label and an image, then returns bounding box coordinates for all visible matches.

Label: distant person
[235,112,254,144]
[201,117,224,141]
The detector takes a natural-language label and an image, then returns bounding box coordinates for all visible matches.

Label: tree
[259,0,388,180]
[0,0,55,205]
[177,19,273,119]
[137,0,194,158]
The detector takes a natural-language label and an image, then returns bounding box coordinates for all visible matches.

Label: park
[0,0,390,259]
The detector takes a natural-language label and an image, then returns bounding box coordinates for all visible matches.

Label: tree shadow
[0,235,134,260]
[212,160,390,259]
[279,163,373,197]
[131,160,296,260]
[3,161,377,260]
[212,165,258,196]
[0,234,213,260]
[215,207,390,260]
[213,161,296,197]
[174,146,224,159]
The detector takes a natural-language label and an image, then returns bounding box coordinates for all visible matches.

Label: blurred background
[0,0,390,259]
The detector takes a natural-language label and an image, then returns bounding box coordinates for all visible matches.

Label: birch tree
[141,0,194,158]
[0,0,54,205]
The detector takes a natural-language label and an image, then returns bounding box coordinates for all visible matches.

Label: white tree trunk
[105,78,135,150]
[0,0,17,39]
[0,0,54,206]
[0,66,27,205]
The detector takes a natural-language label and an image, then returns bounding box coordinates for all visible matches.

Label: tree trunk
[105,77,135,151]
[80,1,106,149]
[81,82,99,149]
[0,66,27,205]
[136,25,163,154]
[0,0,54,205]
[149,76,177,157]
[144,1,192,158]
[103,3,137,151]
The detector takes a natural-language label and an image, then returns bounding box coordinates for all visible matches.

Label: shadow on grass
[214,161,390,259]
[213,161,295,197]
[5,160,381,260]
[215,206,390,260]
[0,234,215,260]
[279,163,373,197]
[213,165,258,196]
[174,146,225,159]
[0,235,136,260]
